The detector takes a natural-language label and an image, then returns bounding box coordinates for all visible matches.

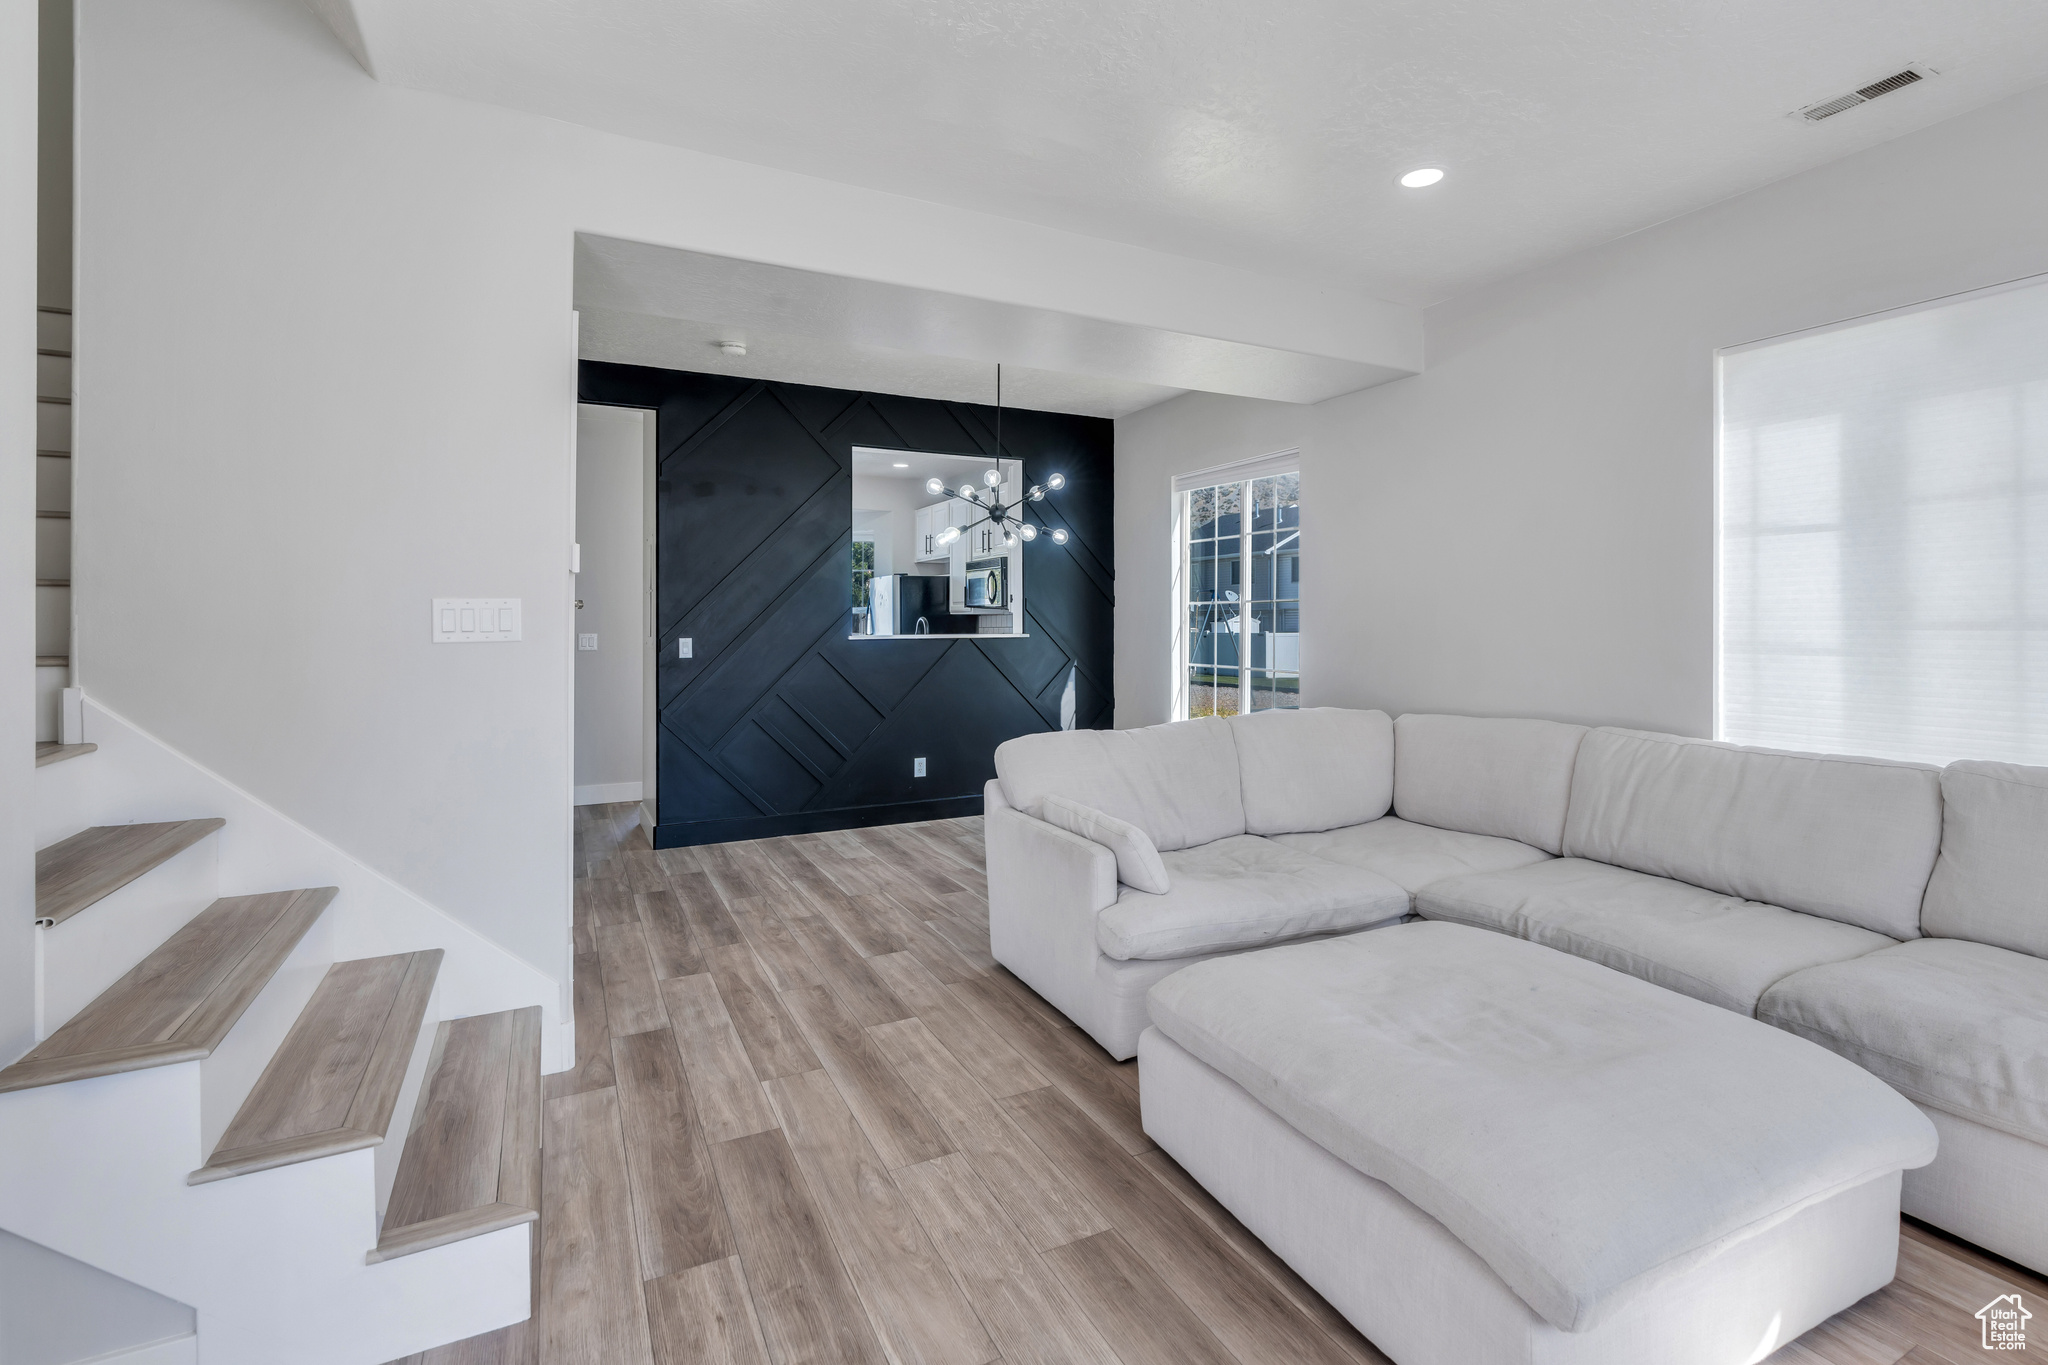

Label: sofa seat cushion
[1096,835,1407,962]
[1272,817,1550,898]
[1760,939,2048,1147]
[1146,922,1937,1334]
[1416,859,1895,1015]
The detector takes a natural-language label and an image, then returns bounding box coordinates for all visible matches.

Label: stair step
[0,888,335,1093]
[190,950,443,1184]
[369,1006,541,1264]
[34,741,96,767]
[36,819,227,927]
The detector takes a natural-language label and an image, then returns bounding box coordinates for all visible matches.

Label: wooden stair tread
[190,949,443,1184]
[36,819,227,927]
[35,741,97,767]
[0,888,336,1093]
[370,1006,542,1263]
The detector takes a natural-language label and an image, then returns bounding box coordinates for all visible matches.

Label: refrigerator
[865,573,962,636]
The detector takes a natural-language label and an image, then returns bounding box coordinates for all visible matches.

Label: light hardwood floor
[398,805,2048,1365]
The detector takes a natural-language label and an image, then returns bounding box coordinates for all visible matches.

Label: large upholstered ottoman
[1140,923,1938,1365]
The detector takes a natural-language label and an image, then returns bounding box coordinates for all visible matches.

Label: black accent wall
[577,363,1114,848]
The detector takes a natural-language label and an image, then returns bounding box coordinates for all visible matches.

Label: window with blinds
[1718,275,2048,765]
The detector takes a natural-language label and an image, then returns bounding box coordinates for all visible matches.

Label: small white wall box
[433,598,523,643]
[578,634,598,651]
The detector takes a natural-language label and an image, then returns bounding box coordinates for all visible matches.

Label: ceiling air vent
[1795,66,1934,122]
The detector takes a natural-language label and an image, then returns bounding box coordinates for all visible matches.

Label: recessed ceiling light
[893,462,909,468]
[1399,167,1445,189]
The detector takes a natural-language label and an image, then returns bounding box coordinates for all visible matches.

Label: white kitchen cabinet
[915,499,967,563]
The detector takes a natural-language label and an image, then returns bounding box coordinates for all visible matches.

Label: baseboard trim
[574,781,644,806]
[654,795,983,848]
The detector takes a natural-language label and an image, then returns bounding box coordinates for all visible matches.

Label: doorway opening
[573,403,658,840]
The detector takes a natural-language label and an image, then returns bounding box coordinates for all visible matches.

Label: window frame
[1170,451,1301,721]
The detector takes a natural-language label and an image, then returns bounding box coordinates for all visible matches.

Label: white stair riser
[37,400,70,451]
[36,583,70,657]
[38,452,72,512]
[373,978,447,1223]
[195,914,338,1160]
[0,1066,530,1365]
[37,351,69,399]
[36,664,66,745]
[37,839,220,1040]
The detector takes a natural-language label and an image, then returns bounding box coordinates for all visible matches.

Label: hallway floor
[395,804,2047,1365]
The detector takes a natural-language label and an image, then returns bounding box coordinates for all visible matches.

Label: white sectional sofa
[984,709,2048,1279]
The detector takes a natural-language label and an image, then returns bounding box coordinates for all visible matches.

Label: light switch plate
[578,633,598,651]
[913,757,927,777]
[433,598,522,643]
[677,637,693,659]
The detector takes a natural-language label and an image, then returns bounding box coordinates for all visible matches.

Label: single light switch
[579,633,598,651]
[913,757,927,777]
[499,607,514,631]
[440,608,456,633]
[460,608,477,632]
[677,637,693,659]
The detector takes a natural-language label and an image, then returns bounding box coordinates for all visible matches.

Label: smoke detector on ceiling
[1794,65,1937,122]
[716,340,747,356]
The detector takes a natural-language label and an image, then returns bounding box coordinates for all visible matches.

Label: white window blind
[1718,275,2048,765]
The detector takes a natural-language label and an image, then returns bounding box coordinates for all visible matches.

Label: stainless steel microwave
[963,557,1008,611]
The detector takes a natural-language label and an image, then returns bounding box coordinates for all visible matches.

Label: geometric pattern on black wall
[577,362,1114,847]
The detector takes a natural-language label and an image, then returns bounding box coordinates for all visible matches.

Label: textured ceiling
[349,0,2048,304]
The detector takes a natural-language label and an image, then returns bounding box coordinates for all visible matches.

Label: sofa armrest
[985,787,1118,1037]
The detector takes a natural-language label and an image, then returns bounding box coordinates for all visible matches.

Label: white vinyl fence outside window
[1718,274,2048,765]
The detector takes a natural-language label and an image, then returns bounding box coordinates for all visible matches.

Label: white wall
[573,404,645,804]
[4,0,40,1066]
[1117,82,2048,736]
[74,0,1410,990]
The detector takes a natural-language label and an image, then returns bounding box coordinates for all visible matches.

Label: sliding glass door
[1182,469,1299,718]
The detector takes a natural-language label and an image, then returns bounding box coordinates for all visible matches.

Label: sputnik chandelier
[925,364,1070,549]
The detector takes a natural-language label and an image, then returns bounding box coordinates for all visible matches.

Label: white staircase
[35,305,75,747]
[0,718,560,1363]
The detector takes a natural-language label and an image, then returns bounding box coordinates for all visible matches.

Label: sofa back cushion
[1227,708,1393,835]
[1392,714,1588,854]
[1921,761,2048,959]
[993,718,1245,852]
[1561,728,1941,940]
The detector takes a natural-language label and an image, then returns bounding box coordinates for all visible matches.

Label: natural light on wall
[1718,274,2048,766]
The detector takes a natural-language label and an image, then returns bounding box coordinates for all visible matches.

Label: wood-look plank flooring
[374,1005,544,1263]
[400,804,2048,1365]
[34,817,226,926]
[194,948,442,1183]
[0,887,334,1093]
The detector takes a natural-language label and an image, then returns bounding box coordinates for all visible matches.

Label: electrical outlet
[913,757,927,777]
[677,637,693,659]
[578,634,598,651]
